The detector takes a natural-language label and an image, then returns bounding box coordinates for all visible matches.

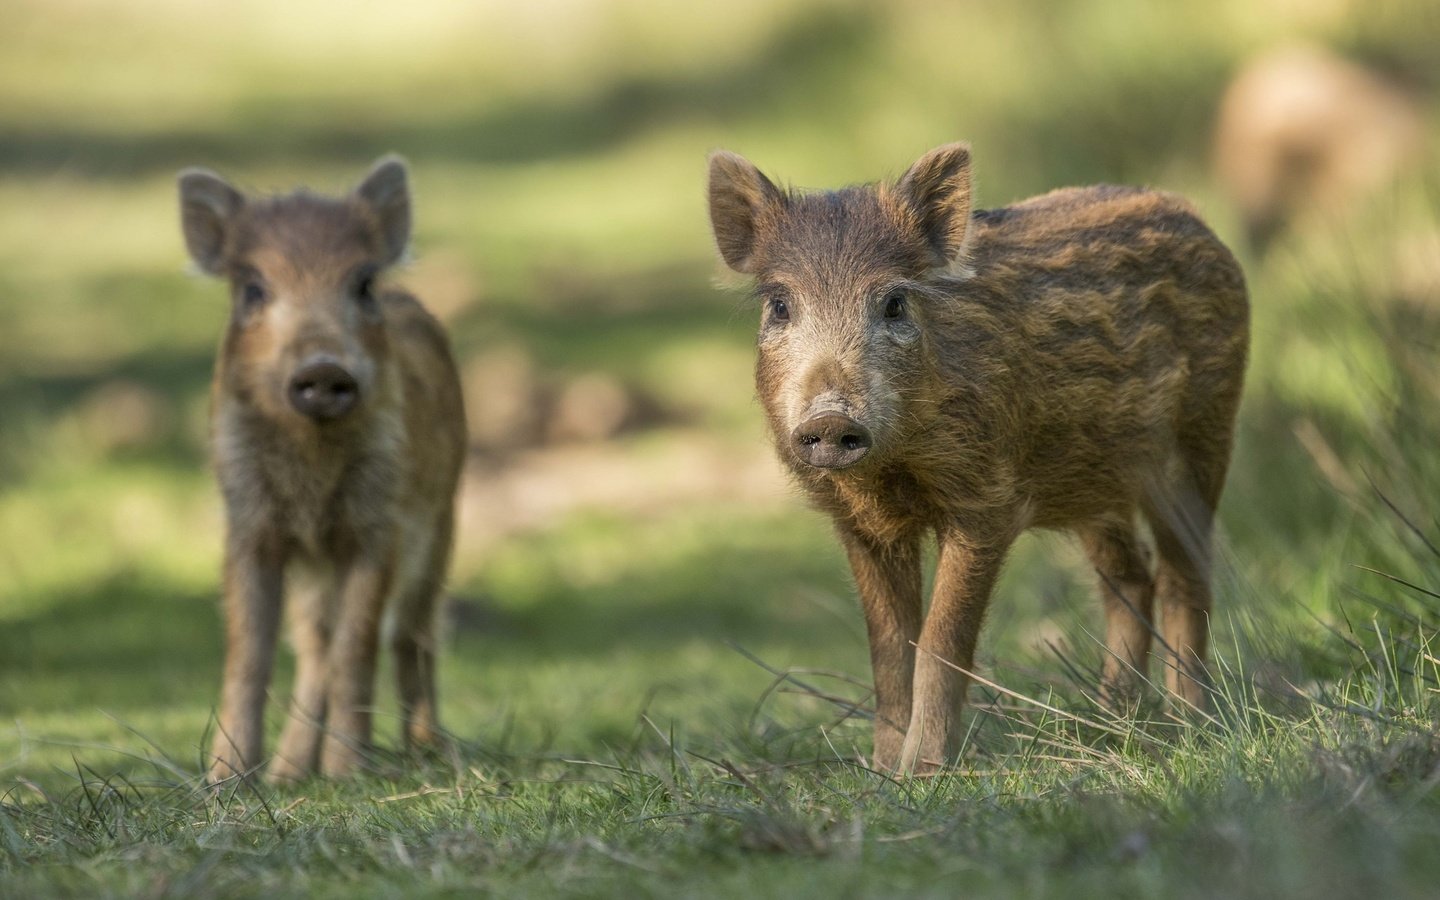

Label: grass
[5,618,1440,898]
[3,0,1440,895]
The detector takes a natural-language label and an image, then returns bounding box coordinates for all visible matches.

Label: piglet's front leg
[320,556,393,777]
[842,529,923,773]
[208,537,284,784]
[897,534,1008,776]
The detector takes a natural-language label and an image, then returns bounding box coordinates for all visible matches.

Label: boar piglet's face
[178,158,411,425]
[707,144,974,472]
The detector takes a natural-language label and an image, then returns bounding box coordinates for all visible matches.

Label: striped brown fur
[708,143,1249,774]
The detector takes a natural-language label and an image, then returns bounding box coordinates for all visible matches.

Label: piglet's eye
[883,289,906,319]
[353,270,380,312]
[241,281,266,309]
[770,297,791,322]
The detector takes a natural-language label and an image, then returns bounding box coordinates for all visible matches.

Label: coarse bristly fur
[178,157,467,783]
[707,143,1249,775]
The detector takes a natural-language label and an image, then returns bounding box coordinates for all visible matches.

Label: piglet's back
[969,186,1244,300]
[383,290,467,503]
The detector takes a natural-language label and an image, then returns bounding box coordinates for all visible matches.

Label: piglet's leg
[208,537,284,784]
[391,512,454,752]
[1081,520,1156,709]
[320,557,392,777]
[898,533,1008,776]
[269,572,335,783]
[841,528,923,773]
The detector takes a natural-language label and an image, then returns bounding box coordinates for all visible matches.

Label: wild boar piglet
[708,143,1249,774]
[179,157,467,782]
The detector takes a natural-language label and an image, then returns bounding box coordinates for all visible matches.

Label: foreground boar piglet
[179,158,467,782]
[708,144,1248,775]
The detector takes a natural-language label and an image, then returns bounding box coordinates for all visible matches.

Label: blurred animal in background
[708,144,1249,774]
[1214,43,1425,252]
[178,157,467,782]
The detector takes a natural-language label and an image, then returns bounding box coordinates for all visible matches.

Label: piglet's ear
[178,168,244,276]
[355,155,411,266]
[707,150,785,274]
[895,142,974,271]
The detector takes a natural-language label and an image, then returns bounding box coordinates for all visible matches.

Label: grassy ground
[3,0,1440,896]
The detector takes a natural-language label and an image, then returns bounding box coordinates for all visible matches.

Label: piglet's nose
[288,360,359,420]
[791,412,872,469]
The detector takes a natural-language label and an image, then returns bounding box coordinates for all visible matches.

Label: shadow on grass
[0,5,877,179]
[453,273,752,373]
[0,345,214,486]
[0,570,222,717]
[456,510,856,664]
[994,52,1230,189]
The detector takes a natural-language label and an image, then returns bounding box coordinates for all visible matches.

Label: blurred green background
[2,0,1438,786]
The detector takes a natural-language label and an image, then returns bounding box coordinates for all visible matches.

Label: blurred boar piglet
[708,143,1248,774]
[1214,43,1424,252]
[179,157,467,782]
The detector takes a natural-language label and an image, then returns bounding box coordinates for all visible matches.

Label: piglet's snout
[288,358,359,420]
[791,412,872,469]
